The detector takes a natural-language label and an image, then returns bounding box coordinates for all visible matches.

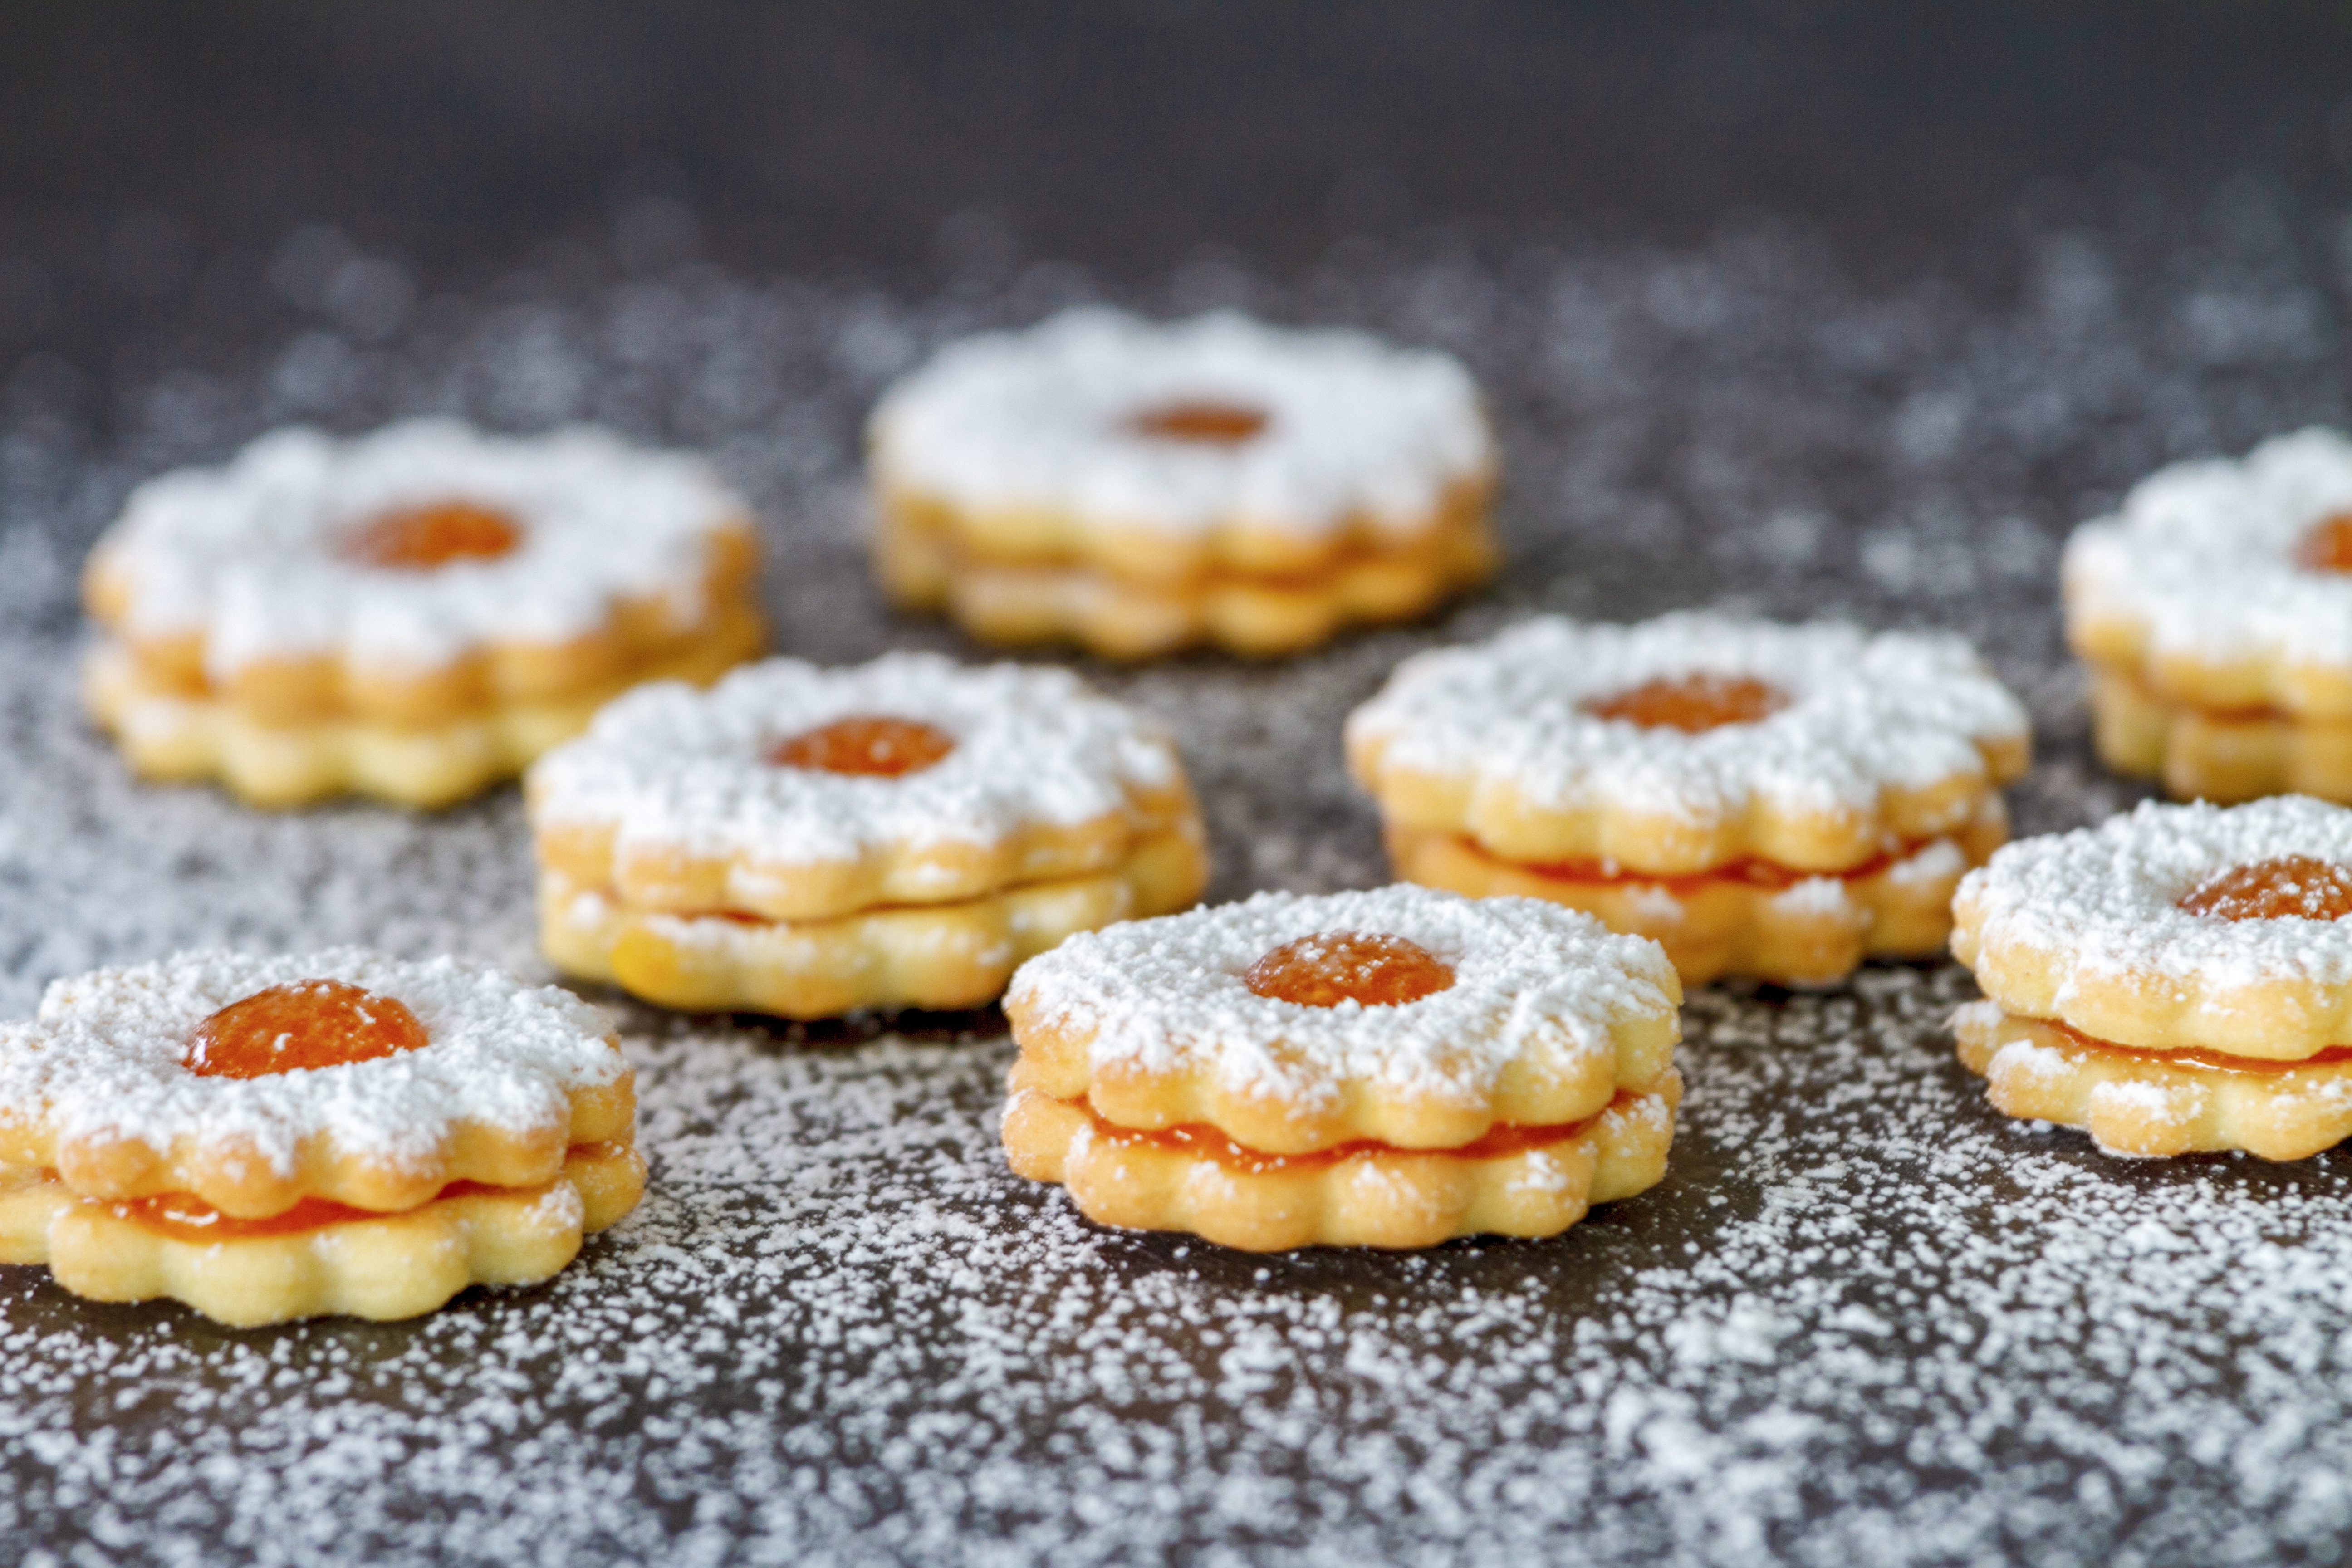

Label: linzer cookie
[1952,797,2352,1158]
[83,418,765,808]
[527,651,1208,1017]
[1347,613,2030,986]
[0,949,643,1325]
[868,307,1496,658]
[2067,427,2352,803]
[1002,885,1682,1251]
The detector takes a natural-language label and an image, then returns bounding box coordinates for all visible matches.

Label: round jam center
[1583,672,1789,733]
[769,715,956,777]
[2178,855,2352,922]
[1244,931,1456,1009]
[1126,401,1270,445]
[342,502,523,570]
[185,980,429,1078]
[2294,512,2352,574]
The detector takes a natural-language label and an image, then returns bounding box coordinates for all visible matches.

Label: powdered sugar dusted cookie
[1002,885,1681,1250]
[1349,613,2028,985]
[2067,428,2352,801]
[869,307,1496,657]
[83,417,765,807]
[528,651,1208,1016]
[0,948,643,1323]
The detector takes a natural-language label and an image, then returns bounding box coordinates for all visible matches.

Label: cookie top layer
[2064,426,2352,668]
[527,652,1184,869]
[869,307,1492,539]
[1347,613,2028,870]
[0,948,624,1184]
[1007,884,1678,1122]
[91,417,749,678]
[1953,796,2352,1057]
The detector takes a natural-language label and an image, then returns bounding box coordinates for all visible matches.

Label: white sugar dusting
[1348,613,2027,823]
[2,177,2350,1564]
[527,651,1181,864]
[1007,885,1678,1105]
[872,306,1494,537]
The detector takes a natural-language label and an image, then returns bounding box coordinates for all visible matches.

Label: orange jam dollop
[769,715,957,777]
[342,501,523,570]
[1244,931,1456,1009]
[185,980,430,1079]
[1583,672,1788,733]
[2178,855,2352,923]
[1126,401,1270,444]
[2293,511,2352,573]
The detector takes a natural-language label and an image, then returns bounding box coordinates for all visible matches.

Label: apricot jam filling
[1079,1101,1598,1176]
[2178,855,2352,923]
[770,715,956,777]
[2037,1018,2352,1076]
[1244,931,1455,1008]
[2294,511,2352,574]
[342,501,523,570]
[1125,401,1270,444]
[1583,672,1788,733]
[185,980,428,1079]
[1478,836,1929,891]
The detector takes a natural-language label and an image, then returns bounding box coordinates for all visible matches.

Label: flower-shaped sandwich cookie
[869,307,1496,659]
[83,418,766,808]
[528,652,1208,1017]
[1348,614,2031,986]
[2067,427,2352,803]
[1002,885,1682,1251]
[1952,797,2352,1159]
[0,949,642,1325]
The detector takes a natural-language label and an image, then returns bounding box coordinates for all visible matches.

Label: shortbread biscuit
[529,651,1209,1015]
[83,419,766,806]
[1387,791,2007,986]
[868,307,1497,656]
[2066,427,2352,725]
[1954,1003,2352,1161]
[0,950,635,1218]
[876,501,1494,661]
[1952,797,2352,1059]
[1348,613,2029,875]
[541,821,1207,1017]
[2086,661,2352,805]
[1003,886,1681,1253]
[0,1140,645,1327]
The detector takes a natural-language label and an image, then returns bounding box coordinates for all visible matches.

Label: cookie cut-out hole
[1583,672,1788,733]
[2179,855,2352,922]
[2294,512,2352,574]
[186,980,429,1078]
[1245,931,1455,1008]
[770,715,956,777]
[1126,401,1270,445]
[342,502,522,570]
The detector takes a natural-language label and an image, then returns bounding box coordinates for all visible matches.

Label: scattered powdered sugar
[870,306,1493,538]
[1008,885,1677,1107]
[97,417,747,676]
[1,949,621,1177]
[1958,796,2352,985]
[2063,426,2352,665]
[5,175,2352,1563]
[1347,613,2028,824]
[527,652,1181,863]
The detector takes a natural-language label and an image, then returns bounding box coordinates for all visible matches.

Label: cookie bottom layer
[0,1141,645,1326]
[1004,1075,1677,1252]
[1387,797,2005,986]
[875,507,1494,659]
[86,603,766,809]
[2088,663,2352,805]
[542,822,1209,1017]
[1954,1000,2352,1160]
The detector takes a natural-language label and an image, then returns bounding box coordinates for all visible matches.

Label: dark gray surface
[7,8,2352,1565]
